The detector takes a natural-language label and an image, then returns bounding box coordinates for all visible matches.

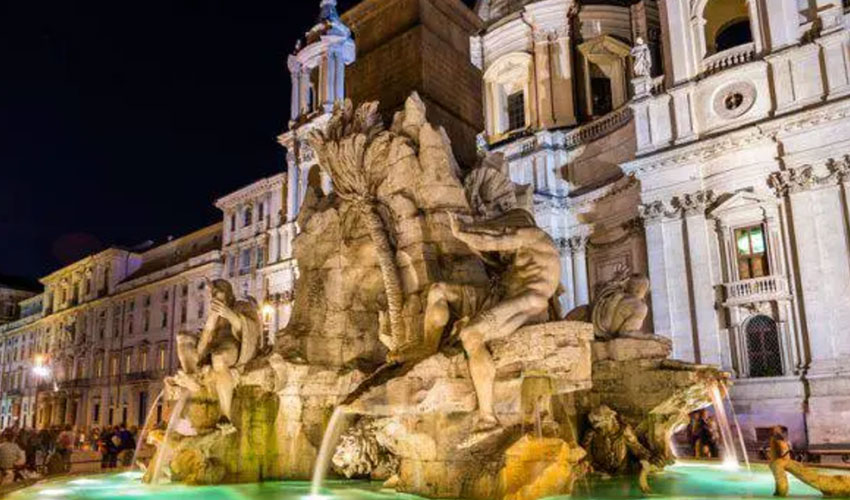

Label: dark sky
[0,0,476,281]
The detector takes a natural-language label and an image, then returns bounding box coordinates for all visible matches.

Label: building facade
[216,173,297,340]
[0,225,223,431]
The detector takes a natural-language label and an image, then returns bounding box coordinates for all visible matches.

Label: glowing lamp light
[262,303,275,322]
[33,365,51,378]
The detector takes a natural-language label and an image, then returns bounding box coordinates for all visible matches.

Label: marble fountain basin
[7,462,840,500]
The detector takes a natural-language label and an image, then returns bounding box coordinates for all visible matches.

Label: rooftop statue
[631,37,652,78]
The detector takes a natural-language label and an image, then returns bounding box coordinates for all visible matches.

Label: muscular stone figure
[175,279,261,428]
[448,210,561,432]
[582,405,661,494]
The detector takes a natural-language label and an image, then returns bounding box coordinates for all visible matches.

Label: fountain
[11,93,850,500]
[132,389,164,468]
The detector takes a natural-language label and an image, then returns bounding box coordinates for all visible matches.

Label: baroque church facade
[280,0,850,450]
[2,0,850,454]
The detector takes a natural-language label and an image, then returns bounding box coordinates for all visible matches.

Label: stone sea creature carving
[174,279,262,428]
[582,405,664,494]
[769,427,850,497]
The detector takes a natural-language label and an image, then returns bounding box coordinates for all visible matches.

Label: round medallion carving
[713,81,756,119]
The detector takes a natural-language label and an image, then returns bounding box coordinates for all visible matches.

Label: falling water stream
[709,383,745,469]
[149,389,189,484]
[132,389,165,468]
[310,406,349,498]
[722,384,751,471]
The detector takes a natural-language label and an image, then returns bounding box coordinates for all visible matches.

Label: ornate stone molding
[568,235,591,253]
[638,200,676,223]
[769,156,850,196]
[672,190,716,216]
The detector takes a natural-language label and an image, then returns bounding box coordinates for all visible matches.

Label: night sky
[0,0,476,282]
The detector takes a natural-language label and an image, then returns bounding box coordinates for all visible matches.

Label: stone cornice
[215,174,286,210]
[626,97,850,179]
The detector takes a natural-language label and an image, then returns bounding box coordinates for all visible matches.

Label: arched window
[702,0,753,54]
[746,315,782,378]
[483,53,534,139]
[715,19,753,53]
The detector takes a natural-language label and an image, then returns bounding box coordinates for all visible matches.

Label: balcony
[700,42,756,78]
[563,106,633,149]
[723,275,791,307]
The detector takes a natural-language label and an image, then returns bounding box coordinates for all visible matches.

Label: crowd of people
[0,423,140,485]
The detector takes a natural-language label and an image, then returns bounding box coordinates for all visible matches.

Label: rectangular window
[95,358,103,378]
[735,225,769,280]
[180,301,187,324]
[124,353,132,374]
[507,92,526,132]
[143,310,150,332]
[141,350,148,371]
[240,249,252,275]
[197,300,205,320]
[111,356,118,377]
[161,308,168,328]
[159,347,167,371]
[256,247,265,269]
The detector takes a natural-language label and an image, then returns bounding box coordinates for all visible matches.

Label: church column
[299,67,311,114]
[678,191,722,366]
[324,52,336,112]
[286,151,299,222]
[334,49,346,101]
[288,57,302,122]
[569,234,590,307]
[558,239,575,312]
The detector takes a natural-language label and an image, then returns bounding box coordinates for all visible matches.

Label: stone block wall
[344,0,483,167]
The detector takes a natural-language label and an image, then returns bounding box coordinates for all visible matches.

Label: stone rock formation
[145,94,727,500]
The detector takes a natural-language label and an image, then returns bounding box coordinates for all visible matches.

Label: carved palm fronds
[307,100,405,351]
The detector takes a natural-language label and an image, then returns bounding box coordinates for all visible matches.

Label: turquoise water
[7,462,839,500]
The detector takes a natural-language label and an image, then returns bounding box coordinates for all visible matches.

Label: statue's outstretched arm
[450,214,524,252]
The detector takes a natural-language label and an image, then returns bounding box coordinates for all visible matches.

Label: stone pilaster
[770,163,850,374]
[674,191,722,366]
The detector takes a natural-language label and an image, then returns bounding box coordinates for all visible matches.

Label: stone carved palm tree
[307,100,405,351]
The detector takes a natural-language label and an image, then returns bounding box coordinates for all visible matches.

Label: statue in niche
[630,37,652,78]
[173,279,261,431]
[582,405,664,494]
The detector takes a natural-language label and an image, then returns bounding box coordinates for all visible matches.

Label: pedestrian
[0,432,26,483]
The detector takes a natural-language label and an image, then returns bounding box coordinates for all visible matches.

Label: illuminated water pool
[7,462,840,500]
